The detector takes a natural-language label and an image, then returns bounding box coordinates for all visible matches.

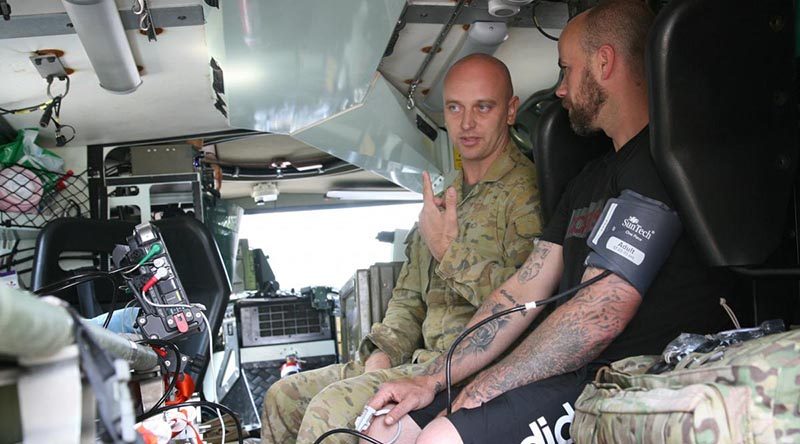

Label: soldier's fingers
[384,396,418,426]
[444,187,457,219]
[421,172,434,205]
[367,387,397,410]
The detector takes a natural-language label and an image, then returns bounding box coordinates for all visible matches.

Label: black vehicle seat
[531,101,613,225]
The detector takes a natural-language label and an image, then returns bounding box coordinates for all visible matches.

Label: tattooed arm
[451,266,641,410]
[366,241,564,424]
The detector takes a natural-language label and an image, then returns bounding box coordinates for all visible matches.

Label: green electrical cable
[138,243,162,266]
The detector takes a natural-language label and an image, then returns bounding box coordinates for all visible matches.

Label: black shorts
[408,367,592,444]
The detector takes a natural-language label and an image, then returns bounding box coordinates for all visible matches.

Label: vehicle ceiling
[0,0,564,200]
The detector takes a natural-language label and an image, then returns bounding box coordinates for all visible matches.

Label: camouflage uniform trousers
[261,361,428,444]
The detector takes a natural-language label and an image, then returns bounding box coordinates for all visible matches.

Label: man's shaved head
[445,53,514,101]
[581,0,655,80]
[441,54,519,184]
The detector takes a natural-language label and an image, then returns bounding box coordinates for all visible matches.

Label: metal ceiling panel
[0,6,205,40]
[404,1,568,28]
[293,73,450,195]
[0,26,229,146]
[205,0,407,135]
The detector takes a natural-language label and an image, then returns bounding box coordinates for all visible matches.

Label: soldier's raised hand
[418,171,458,262]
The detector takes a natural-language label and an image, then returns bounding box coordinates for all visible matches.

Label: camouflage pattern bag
[572,329,800,444]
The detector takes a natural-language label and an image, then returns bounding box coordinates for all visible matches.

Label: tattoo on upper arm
[517,243,552,283]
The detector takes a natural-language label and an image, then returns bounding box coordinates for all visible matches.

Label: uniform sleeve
[358,228,427,366]
[435,177,543,307]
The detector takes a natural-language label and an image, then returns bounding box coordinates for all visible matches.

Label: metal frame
[403,2,568,28]
[105,172,203,223]
[0,6,205,40]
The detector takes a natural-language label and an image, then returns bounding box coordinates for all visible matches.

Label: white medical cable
[216,407,226,444]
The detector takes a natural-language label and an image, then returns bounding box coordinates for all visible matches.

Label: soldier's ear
[507,95,520,125]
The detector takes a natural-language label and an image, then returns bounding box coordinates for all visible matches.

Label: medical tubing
[313,428,385,444]
[445,270,612,415]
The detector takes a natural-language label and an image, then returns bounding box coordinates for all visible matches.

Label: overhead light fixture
[488,0,519,17]
[325,190,423,201]
[62,0,142,94]
[293,162,323,172]
[252,182,279,205]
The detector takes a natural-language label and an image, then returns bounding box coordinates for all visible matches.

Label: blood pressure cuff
[585,190,682,295]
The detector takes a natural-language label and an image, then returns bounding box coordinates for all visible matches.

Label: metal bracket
[29,54,68,80]
[134,0,158,41]
[0,0,10,21]
[405,0,470,110]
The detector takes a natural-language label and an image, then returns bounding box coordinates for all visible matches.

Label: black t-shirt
[540,126,732,363]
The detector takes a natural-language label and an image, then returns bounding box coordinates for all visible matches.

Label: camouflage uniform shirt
[358,144,543,366]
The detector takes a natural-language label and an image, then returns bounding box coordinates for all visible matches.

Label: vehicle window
[239,203,422,291]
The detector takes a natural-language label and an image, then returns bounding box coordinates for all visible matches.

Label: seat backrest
[647,0,797,267]
[31,218,137,316]
[153,216,231,384]
[532,101,613,225]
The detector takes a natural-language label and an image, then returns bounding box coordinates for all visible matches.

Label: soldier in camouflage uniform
[260,54,543,444]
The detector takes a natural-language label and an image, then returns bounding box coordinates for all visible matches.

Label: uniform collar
[448,141,522,201]
[479,141,521,184]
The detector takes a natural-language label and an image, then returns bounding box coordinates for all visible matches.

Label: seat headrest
[532,101,613,225]
[648,0,797,266]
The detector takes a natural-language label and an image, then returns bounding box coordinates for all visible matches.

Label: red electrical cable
[142,275,159,293]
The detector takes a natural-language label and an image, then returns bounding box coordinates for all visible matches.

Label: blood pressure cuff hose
[585,190,682,295]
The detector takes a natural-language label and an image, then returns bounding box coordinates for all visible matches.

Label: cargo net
[0,165,90,228]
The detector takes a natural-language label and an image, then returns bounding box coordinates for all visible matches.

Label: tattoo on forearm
[499,289,516,304]
[424,301,510,380]
[434,381,443,393]
[500,289,526,316]
[423,251,557,382]
[465,303,509,353]
[423,356,444,376]
[518,243,551,283]
[474,271,638,400]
